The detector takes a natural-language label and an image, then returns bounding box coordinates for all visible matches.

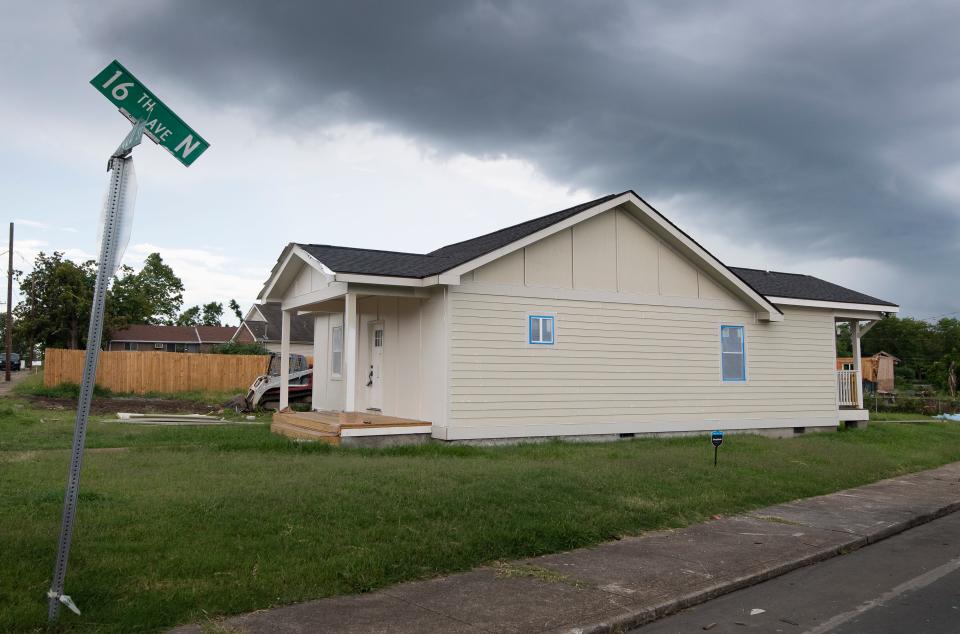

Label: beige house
[259,191,898,444]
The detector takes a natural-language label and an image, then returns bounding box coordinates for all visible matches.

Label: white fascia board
[292,245,337,279]
[258,245,298,301]
[281,282,348,311]
[244,304,266,322]
[241,322,258,341]
[333,273,425,286]
[326,274,456,288]
[768,296,899,313]
[259,246,337,302]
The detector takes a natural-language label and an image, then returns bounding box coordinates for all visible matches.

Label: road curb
[571,498,960,634]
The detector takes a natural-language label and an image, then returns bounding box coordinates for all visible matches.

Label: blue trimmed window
[721,325,746,381]
[529,315,554,345]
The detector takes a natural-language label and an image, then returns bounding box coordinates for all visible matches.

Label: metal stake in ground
[47,149,138,623]
[712,430,724,467]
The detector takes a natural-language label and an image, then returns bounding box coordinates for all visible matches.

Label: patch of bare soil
[27,395,225,415]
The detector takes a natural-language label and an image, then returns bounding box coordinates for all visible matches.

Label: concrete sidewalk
[171,462,960,634]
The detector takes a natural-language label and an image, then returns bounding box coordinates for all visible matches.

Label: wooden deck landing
[271,410,432,445]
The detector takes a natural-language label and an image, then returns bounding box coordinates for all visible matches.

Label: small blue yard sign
[711,430,724,467]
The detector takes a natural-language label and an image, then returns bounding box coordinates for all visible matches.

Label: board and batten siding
[445,298,837,439]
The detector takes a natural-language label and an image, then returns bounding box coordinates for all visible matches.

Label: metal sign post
[47,150,137,622]
[48,60,207,624]
[711,430,724,467]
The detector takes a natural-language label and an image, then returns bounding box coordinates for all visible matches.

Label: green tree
[201,302,223,326]
[135,253,185,325]
[107,265,154,330]
[14,252,95,351]
[229,299,243,323]
[176,306,201,326]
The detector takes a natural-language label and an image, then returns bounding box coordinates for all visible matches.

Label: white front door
[367,321,384,411]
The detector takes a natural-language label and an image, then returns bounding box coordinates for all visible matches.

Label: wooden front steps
[271,410,431,446]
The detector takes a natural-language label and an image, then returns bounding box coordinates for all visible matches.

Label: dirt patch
[26,395,225,415]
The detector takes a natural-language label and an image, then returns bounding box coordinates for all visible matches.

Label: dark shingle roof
[729,268,897,307]
[294,193,896,308]
[299,193,623,278]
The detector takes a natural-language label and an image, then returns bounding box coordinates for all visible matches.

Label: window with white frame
[330,325,343,378]
[720,325,746,381]
[529,315,555,345]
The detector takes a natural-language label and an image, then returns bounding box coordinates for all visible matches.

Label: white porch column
[279,308,292,410]
[311,313,325,411]
[344,292,358,412]
[851,320,863,409]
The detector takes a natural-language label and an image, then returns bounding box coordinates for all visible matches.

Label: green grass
[4,399,960,633]
[869,411,938,421]
[12,372,240,405]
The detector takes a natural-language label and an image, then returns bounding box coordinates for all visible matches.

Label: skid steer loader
[244,352,313,410]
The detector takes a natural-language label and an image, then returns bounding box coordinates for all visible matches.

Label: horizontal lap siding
[448,293,836,433]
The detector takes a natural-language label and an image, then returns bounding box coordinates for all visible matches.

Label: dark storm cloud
[80,0,960,314]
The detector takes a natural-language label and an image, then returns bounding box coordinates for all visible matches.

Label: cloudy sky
[2,1,958,321]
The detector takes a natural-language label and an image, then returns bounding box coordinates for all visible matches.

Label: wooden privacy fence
[44,348,270,394]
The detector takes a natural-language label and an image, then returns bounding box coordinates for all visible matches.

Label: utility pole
[5,222,12,382]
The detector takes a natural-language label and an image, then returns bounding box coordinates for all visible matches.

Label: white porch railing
[837,369,861,408]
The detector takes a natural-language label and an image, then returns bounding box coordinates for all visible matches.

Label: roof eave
[766,296,900,314]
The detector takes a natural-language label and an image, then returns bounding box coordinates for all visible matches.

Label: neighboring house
[108,324,237,353]
[259,191,898,443]
[231,303,315,356]
[837,351,900,394]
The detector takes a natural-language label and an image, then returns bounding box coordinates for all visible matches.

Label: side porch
[835,314,880,424]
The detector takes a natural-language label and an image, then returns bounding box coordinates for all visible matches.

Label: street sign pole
[48,59,207,624]
[47,150,137,623]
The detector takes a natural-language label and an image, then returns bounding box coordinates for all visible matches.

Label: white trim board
[768,296,899,313]
[433,416,838,440]
[837,409,870,422]
[259,244,338,302]
[340,425,432,437]
[452,281,749,312]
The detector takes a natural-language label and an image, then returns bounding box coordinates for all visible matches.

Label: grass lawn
[12,372,241,406]
[869,411,938,421]
[4,399,960,633]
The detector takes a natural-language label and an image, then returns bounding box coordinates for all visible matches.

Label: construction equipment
[243,352,312,410]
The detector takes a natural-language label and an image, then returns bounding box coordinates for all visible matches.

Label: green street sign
[90,60,209,166]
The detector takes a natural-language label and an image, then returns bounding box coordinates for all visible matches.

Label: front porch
[260,251,446,442]
[272,409,432,447]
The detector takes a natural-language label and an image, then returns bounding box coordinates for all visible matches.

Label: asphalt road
[635,511,960,633]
